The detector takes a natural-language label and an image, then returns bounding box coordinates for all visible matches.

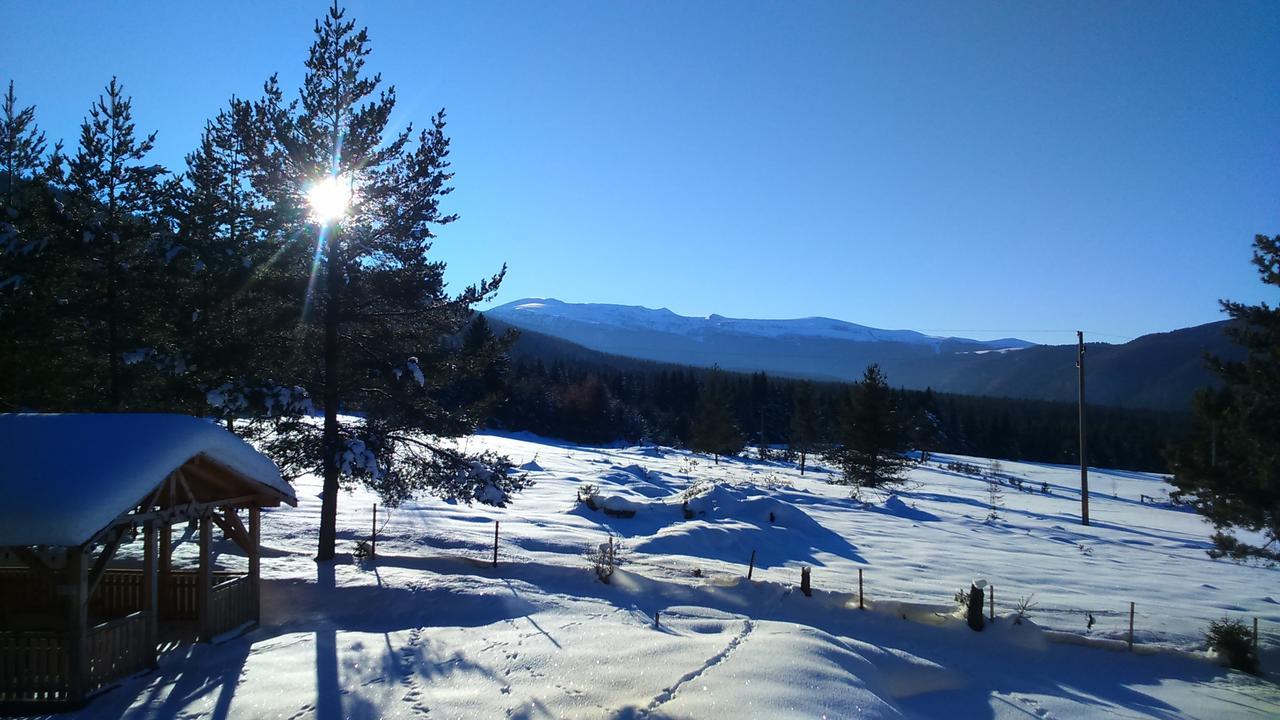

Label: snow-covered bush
[1206,617,1258,674]
[586,536,625,583]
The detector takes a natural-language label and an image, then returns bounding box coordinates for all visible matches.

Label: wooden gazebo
[0,414,296,707]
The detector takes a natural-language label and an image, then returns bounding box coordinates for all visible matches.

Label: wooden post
[249,503,261,626]
[747,549,756,580]
[198,514,213,642]
[1077,330,1090,526]
[989,584,995,621]
[159,522,172,617]
[143,520,158,668]
[858,568,864,609]
[654,611,660,628]
[65,546,88,703]
[800,566,812,597]
[371,503,377,559]
[1253,617,1259,657]
[1128,602,1135,651]
[492,520,499,568]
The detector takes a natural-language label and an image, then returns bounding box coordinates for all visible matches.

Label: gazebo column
[142,520,158,667]
[65,546,88,703]
[249,503,261,625]
[197,513,212,642]
[158,521,172,619]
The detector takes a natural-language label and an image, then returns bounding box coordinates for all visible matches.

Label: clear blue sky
[5,1,1278,345]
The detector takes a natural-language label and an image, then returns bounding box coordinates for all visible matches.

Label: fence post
[1254,617,1259,657]
[1128,602,1135,651]
[858,568,864,610]
[989,584,994,621]
[655,610,660,628]
[800,567,812,596]
[492,520,500,568]
[747,549,756,580]
[371,503,377,559]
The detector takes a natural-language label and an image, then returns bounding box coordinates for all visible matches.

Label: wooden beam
[66,547,88,703]
[87,529,128,599]
[142,521,158,668]
[197,514,212,642]
[249,503,261,626]
[159,523,172,617]
[210,510,252,552]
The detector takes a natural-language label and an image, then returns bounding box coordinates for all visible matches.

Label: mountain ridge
[485,298,1236,410]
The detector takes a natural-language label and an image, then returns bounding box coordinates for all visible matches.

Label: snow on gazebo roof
[0,413,294,548]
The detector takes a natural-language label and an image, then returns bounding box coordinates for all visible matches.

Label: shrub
[1013,594,1036,625]
[586,536,625,583]
[1206,617,1258,674]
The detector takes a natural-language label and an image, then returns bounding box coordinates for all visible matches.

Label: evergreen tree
[789,380,819,474]
[1169,234,1280,558]
[826,364,912,492]
[60,78,175,410]
[234,4,526,560]
[0,81,59,410]
[690,369,744,463]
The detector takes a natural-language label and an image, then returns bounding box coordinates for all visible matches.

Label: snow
[490,297,1036,349]
[0,414,294,547]
[48,433,1280,719]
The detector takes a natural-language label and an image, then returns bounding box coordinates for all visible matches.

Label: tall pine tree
[232,4,526,560]
[690,369,744,464]
[1169,234,1280,558]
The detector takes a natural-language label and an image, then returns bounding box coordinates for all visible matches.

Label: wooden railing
[86,612,152,695]
[208,576,255,638]
[0,568,58,614]
[0,631,68,702]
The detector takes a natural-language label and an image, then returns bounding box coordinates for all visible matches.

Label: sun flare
[306,174,353,224]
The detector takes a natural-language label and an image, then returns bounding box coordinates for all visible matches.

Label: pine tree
[0,81,60,410]
[826,364,912,493]
[1169,234,1280,558]
[789,380,820,474]
[59,78,175,410]
[177,99,308,426]
[234,4,526,560]
[690,369,744,464]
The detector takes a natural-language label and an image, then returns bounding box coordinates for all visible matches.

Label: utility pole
[1077,330,1089,526]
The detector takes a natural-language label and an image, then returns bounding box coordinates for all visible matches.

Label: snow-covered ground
[50,433,1280,719]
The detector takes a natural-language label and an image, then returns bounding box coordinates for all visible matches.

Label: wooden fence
[0,631,68,702]
[208,576,255,638]
[86,611,152,695]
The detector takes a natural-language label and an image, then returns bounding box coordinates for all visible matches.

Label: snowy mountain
[490,298,1034,351]
[488,299,1237,410]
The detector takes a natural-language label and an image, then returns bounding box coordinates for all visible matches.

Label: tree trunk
[317,225,342,561]
[967,581,986,631]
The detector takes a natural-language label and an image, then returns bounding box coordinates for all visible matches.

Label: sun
[306,174,353,224]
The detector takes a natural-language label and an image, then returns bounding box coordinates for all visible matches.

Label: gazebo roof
[0,413,295,548]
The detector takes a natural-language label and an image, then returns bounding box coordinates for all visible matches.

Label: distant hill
[487,299,1237,410]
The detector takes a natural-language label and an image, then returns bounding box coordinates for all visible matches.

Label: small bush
[586,536,625,583]
[1013,594,1036,625]
[1206,617,1258,674]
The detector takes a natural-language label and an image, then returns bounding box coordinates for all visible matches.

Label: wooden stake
[1254,617,1259,656]
[1077,330,1090,526]
[1128,602,1135,651]
[492,520,499,567]
[801,566,812,597]
[655,611,660,628]
[747,549,756,580]
[858,568,864,610]
[989,584,995,621]
[371,503,377,559]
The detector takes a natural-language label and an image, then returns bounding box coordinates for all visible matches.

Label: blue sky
[5,1,1278,345]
